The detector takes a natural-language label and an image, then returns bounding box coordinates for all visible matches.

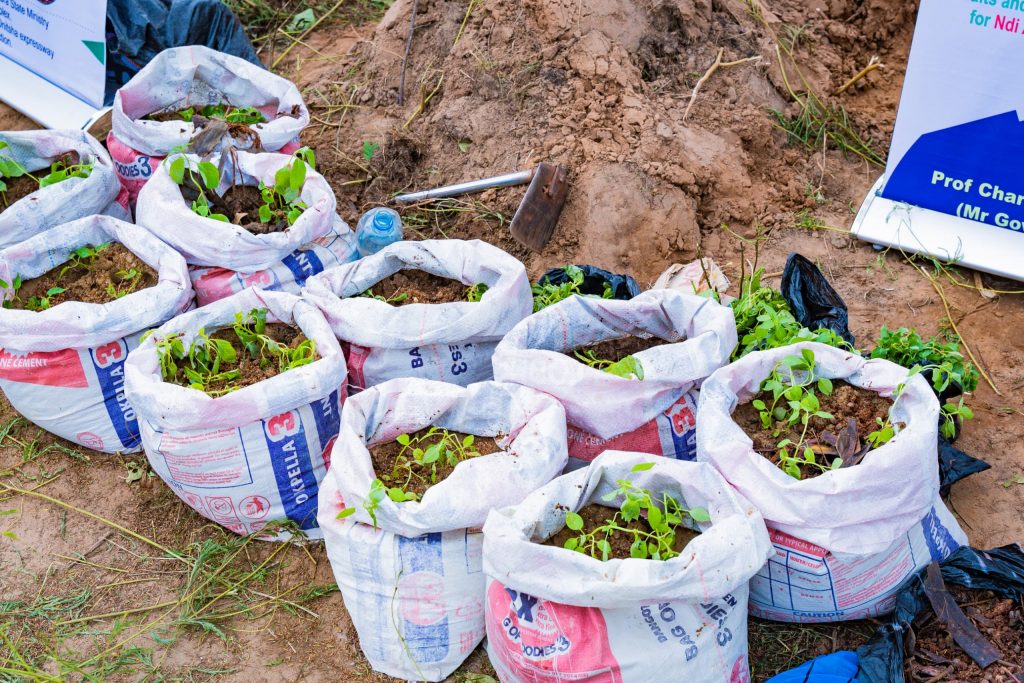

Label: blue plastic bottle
[355,207,403,257]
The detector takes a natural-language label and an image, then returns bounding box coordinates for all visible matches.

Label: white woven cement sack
[696,341,969,622]
[0,130,128,248]
[304,240,532,390]
[492,290,736,467]
[316,378,568,681]
[482,450,773,683]
[109,46,309,204]
[0,216,192,453]
[136,151,337,272]
[124,289,347,539]
[189,217,358,306]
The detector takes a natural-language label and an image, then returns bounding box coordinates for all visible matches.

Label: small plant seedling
[573,349,644,380]
[360,287,409,305]
[155,308,316,396]
[256,147,315,226]
[531,266,613,312]
[176,104,266,125]
[561,462,710,562]
[361,140,379,162]
[0,274,23,309]
[730,268,849,360]
[358,428,483,527]
[59,243,110,278]
[0,141,93,206]
[169,156,229,223]
[466,282,488,302]
[870,326,978,438]
[25,287,66,312]
[105,268,145,300]
[752,349,841,479]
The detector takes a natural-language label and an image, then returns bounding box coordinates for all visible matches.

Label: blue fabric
[105,0,262,106]
[765,651,859,683]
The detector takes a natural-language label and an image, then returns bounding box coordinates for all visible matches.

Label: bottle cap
[372,210,394,231]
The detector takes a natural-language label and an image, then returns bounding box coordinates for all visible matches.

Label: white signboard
[0,0,107,129]
[852,0,1024,280]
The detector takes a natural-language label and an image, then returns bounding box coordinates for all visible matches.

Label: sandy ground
[1,0,1022,681]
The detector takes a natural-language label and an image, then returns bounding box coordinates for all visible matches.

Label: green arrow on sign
[83,40,105,65]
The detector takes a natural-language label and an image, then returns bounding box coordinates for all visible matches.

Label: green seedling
[360,287,409,304]
[25,287,66,312]
[0,141,93,206]
[361,140,379,162]
[0,274,23,309]
[155,308,316,396]
[573,349,644,380]
[466,282,488,302]
[105,268,145,300]
[359,428,483,527]
[59,243,110,278]
[870,326,978,394]
[870,326,977,439]
[256,147,315,226]
[562,462,710,562]
[752,349,840,479]
[169,156,229,223]
[730,268,849,360]
[176,104,266,125]
[531,265,614,312]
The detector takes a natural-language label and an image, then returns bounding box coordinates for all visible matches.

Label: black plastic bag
[938,436,990,497]
[856,545,1024,683]
[105,0,261,106]
[781,253,855,346]
[537,265,641,300]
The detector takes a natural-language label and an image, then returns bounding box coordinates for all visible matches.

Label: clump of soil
[567,335,666,365]
[0,175,40,211]
[179,180,290,235]
[164,323,314,394]
[908,586,1024,681]
[9,243,157,310]
[370,427,501,498]
[545,503,700,560]
[733,382,893,479]
[365,269,467,305]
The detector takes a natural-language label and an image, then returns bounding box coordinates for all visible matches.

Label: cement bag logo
[922,507,960,561]
[663,394,698,461]
[0,348,88,388]
[487,582,620,682]
[90,340,141,450]
[396,533,451,663]
[263,410,319,530]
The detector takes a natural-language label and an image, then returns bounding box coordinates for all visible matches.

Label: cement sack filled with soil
[189,218,358,306]
[124,289,347,539]
[316,378,568,681]
[136,151,337,272]
[492,290,736,467]
[0,216,192,453]
[481,450,772,683]
[109,46,308,204]
[696,341,968,623]
[0,130,129,248]
[303,239,532,390]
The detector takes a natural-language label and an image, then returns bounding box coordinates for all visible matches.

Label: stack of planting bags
[696,342,968,622]
[0,130,129,248]
[109,46,309,204]
[492,290,736,468]
[482,450,773,682]
[316,378,568,681]
[125,288,347,539]
[303,240,533,390]
[0,216,192,453]
[136,151,357,305]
